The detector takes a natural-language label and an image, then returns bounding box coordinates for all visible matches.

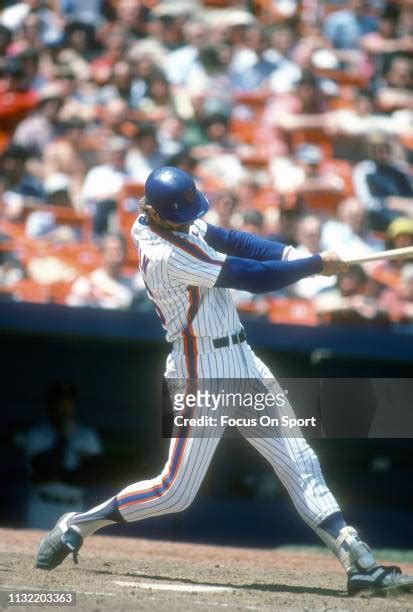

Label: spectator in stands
[327,89,398,139]
[99,60,143,109]
[271,144,344,201]
[291,214,336,298]
[157,114,186,158]
[8,12,43,54]
[92,97,129,139]
[367,217,413,298]
[57,23,95,83]
[0,0,411,330]
[42,118,86,211]
[90,26,128,83]
[229,24,276,91]
[323,0,377,50]
[205,190,238,229]
[0,249,25,288]
[0,24,12,55]
[376,53,413,111]
[192,112,237,158]
[163,18,209,86]
[60,1,102,23]
[316,264,388,326]
[125,122,165,182]
[265,71,329,140]
[151,8,187,52]
[265,24,301,94]
[387,217,413,253]
[198,112,247,185]
[382,54,413,90]
[184,44,233,114]
[66,232,135,309]
[362,4,412,74]
[137,71,176,121]
[13,82,65,156]
[165,150,197,175]
[81,136,129,236]
[270,195,303,246]
[379,264,413,323]
[64,20,98,62]
[18,48,45,91]
[0,57,39,135]
[240,209,265,236]
[18,381,103,529]
[44,173,73,207]
[0,143,44,201]
[353,132,413,230]
[322,197,382,258]
[114,0,149,39]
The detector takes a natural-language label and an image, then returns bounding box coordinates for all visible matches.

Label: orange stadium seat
[19,203,93,241]
[229,118,261,145]
[48,280,76,304]
[202,0,239,6]
[233,91,270,113]
[239,151,269,169]
[400,133,413,152]
[0,130,10,153]
[290,129,333,160]
[314,68,368,88]
[117,182,145,265]
[0,279,49,304]
[369,266,401,292]
[267,298,318,326]
[50,243,103,274]
[300,189,345,214]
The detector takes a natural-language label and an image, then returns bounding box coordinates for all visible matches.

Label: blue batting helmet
[144,166,209,224]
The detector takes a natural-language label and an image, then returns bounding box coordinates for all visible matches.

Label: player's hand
[319,251,348,276]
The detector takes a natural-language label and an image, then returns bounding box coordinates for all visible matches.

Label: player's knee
[167,487,196,514]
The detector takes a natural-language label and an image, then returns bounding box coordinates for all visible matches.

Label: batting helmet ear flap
[144,166,209,224]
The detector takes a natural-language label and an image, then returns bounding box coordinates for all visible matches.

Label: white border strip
[114,580,234,594]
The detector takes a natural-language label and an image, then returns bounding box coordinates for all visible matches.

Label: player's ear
[145,204,160,221]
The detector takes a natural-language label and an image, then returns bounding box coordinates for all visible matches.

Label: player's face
[163,219,191,233]
[103,236,125,266]
[147,206,190,233]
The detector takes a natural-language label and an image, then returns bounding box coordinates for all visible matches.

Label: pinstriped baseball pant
[116,339,341,528]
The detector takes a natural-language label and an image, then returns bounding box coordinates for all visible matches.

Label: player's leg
[244,434,413,595]
[35,421,222,569]
[238,343,413,595]
[35,351,225,570]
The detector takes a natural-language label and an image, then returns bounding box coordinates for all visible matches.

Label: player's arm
[215,251,346,293]
[203,223,288,261]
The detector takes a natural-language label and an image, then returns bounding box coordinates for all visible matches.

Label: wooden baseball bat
[345,246,413,265]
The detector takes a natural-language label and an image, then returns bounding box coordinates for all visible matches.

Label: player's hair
[139,196,150,214]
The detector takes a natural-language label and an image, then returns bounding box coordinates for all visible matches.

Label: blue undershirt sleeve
[215,254,323,293]
[204,223,286,261]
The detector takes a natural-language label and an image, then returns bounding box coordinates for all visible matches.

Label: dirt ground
[1,528,413,612]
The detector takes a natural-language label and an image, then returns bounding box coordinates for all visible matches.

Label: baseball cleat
[348,565,413,597]
[35,512,83,570]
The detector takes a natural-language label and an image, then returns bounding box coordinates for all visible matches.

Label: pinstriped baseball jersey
[70,213,342,545]
[131,214,241,343]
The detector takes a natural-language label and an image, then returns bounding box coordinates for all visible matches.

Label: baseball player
[36,167,413,597]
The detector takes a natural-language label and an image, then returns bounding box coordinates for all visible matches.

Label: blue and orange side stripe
[182,286,199,379]
[151,225,222,266]
[117,425,191,509]
[117,287,200,511]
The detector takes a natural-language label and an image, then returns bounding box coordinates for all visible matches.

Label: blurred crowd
[0,0,413,327]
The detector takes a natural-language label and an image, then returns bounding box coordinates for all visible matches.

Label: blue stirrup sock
[69,496,125,538]
[318,511,347,538]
